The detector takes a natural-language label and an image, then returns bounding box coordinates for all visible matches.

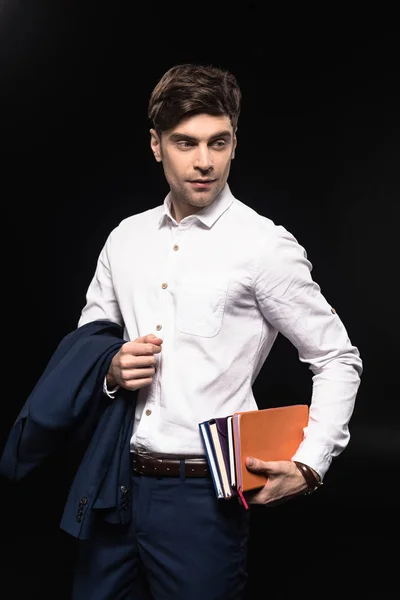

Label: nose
[194,144,213,172]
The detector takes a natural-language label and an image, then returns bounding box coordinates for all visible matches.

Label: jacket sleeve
[0,320,125,481]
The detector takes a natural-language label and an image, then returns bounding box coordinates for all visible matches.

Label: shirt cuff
[103,375,120,398]
[291,445,332,481]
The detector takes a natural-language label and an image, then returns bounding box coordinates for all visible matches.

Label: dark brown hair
[148,63,242,134]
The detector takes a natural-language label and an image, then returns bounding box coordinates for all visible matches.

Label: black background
[1,3,399,598]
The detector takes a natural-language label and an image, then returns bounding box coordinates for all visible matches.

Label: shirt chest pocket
[176,277,229,338]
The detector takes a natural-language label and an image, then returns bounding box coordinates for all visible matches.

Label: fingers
[121,340,162,357]
[116,351,156,370]
[241,460,308,507]
[126,342,161,356]
[124,377,154,391]
[122,367,156,380]
[116,364,156,390]
[131,355,158,368]
[118,353,157,372]
[121,334,164,359]
[109,334,163,392]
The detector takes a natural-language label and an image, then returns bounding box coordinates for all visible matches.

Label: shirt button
[161,282,168,289]
[156,324,162,331]
[145,409,152,416]
[331,307,336,314]
[173,244,179,251]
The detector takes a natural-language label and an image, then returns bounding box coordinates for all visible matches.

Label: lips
[189,180,216,189]
[189,179,216,183]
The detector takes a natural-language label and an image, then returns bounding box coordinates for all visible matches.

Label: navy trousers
[71,467,250,599]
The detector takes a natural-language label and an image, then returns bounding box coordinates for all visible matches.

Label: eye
[212,140,227,148]
[177,140,194,148]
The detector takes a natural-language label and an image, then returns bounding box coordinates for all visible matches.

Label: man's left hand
[244,458,308,505]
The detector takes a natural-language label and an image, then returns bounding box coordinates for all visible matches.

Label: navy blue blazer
[0,319,137,539]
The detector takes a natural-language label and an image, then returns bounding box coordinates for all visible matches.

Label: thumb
[135,333,163,345]
[245,456,267,472]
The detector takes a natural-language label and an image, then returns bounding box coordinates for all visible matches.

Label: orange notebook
[232,404,309,494]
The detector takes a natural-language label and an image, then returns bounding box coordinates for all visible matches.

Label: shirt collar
[158,183,235,229]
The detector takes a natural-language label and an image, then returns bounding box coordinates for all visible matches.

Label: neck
[170,200,202,223]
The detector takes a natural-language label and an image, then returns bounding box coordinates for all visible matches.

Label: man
[4,63,362,599]
[66,63,363,598]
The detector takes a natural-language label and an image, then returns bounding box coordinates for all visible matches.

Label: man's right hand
[106,334,163,391]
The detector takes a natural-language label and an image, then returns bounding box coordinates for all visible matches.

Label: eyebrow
[169,130,232,143]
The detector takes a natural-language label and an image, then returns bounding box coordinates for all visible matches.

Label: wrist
[293,461,323,495]
[106,371,118,388]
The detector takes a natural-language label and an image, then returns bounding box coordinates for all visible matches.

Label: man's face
[150,113,236,220]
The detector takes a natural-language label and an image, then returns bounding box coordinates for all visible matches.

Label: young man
[11,64,362,599]
[65,63,363,598]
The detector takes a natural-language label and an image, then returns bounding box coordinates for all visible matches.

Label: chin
[191,189,218,203]
[190,197,214,208]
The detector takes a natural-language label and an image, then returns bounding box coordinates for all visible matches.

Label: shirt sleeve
[77,231,123,328]
[253,226,363,479]
[102,375,120,398]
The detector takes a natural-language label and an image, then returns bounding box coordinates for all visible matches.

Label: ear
[150,128,162,162]
[231,132,237,159]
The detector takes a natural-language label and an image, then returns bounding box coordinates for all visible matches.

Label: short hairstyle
[148,63,242,134]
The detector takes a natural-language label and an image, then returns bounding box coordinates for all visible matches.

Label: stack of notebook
[199,404,309,506]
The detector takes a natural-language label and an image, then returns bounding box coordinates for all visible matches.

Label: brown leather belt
[131,452,210,478]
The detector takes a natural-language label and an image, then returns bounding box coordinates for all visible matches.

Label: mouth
[188,179,216,188]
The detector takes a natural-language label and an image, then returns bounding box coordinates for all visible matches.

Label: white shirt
[78,184,362,478]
